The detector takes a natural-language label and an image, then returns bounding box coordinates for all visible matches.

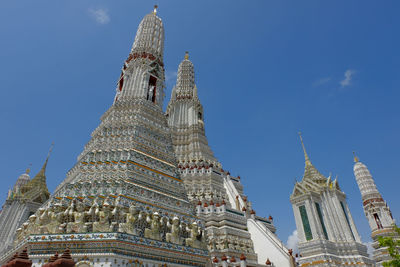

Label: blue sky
[0,0,399,250]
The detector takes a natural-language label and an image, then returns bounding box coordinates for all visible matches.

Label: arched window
[373,213,383,229]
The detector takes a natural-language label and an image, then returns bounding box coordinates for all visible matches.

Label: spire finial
[26,163,32,174]
[298,132,311,165]
[153,5,158,15]
[184,51,189,60]
[353,151,359,163]
[42,142,54,170]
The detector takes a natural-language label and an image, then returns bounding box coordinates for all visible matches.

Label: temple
[353,153,399,266]
[290,135,374,267]
[1,6,393,267]
[0,153,51,255]
[1,6,208,267]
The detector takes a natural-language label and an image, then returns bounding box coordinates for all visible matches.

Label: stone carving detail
[118,205,139,234]
[15,196,206,249]
[166,217,183,245]
[144,212,162,241]
[185,222,205,249]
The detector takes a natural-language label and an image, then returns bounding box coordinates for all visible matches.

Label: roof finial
[298,132,311,165]
[184,51,189,60]
[353,151,359,163]
[26,163,32,174]
[153,5,158,15]
[47,142,54,161]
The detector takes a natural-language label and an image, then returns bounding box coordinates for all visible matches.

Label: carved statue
[37,208,50,234]
[93,202,112,232]
[119,205,139,235]
[185,222,205,249]
[228,237,235,250]
[166,217,182,245]
[67,201,88,233]
[207,237,216,251]
[26,215,39,235]
[148,85,155,101]
[47,203,65,233]
[144,212,162,241]
[216,238,225,250]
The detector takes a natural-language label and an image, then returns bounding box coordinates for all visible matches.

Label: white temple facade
[1,7,209,267]
[166,53,295,267]
[290,135,374,267]
[353,154,399,266]
[0,156,50,255]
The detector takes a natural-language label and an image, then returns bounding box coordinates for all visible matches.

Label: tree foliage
[378,224,400,267]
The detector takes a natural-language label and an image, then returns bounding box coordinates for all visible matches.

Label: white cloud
[340,69,355,87]
[286,230,299,254]
[312,77,331,87]
[89,8,110,25]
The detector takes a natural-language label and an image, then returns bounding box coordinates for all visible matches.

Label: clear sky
[0,0,399,251]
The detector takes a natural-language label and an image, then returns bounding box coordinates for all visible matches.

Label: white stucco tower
[167,53,296,267]
[353,153,399,266]
[3,7,210,267]
[290,135,374,267]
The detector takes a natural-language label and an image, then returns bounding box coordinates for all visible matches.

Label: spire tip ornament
[298,132,311,165]
[25,163,32,174]
[353,151,359,163]
[153,5,158,15]
[184,51,189,60]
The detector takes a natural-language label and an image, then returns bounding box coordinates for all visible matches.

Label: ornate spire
[22,143,52,202]
[353,154,381,201]
[298,132,311,166]
[297,133,326,183]
[131,6,164,60]
[175,51,195,96]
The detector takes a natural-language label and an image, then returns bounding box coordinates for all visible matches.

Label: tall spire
[175,51,195,96]
[24,143,53,198]
[131,6,164,60]
[32,142,53,183]
[298,132,311,166]
[166,52,219,167]
[353,154,381,201]
[353,154,398,266]
[114,6,165,107]
[297,133,326,183]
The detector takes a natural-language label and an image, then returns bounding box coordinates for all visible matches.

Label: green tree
[378,224,400,267]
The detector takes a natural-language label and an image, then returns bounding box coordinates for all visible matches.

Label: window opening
[147,76,157,103]
[373,213,383,229]
[299,205,313,240]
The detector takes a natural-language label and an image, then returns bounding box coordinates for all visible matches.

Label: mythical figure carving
[93,201,112,232]
[166,217,182,245]
[144,212,162,241]
[66,201,88,233]
[119,205,139,234]
[26,215,39,235]
[185,222,205,249]
[47,203,66,233]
